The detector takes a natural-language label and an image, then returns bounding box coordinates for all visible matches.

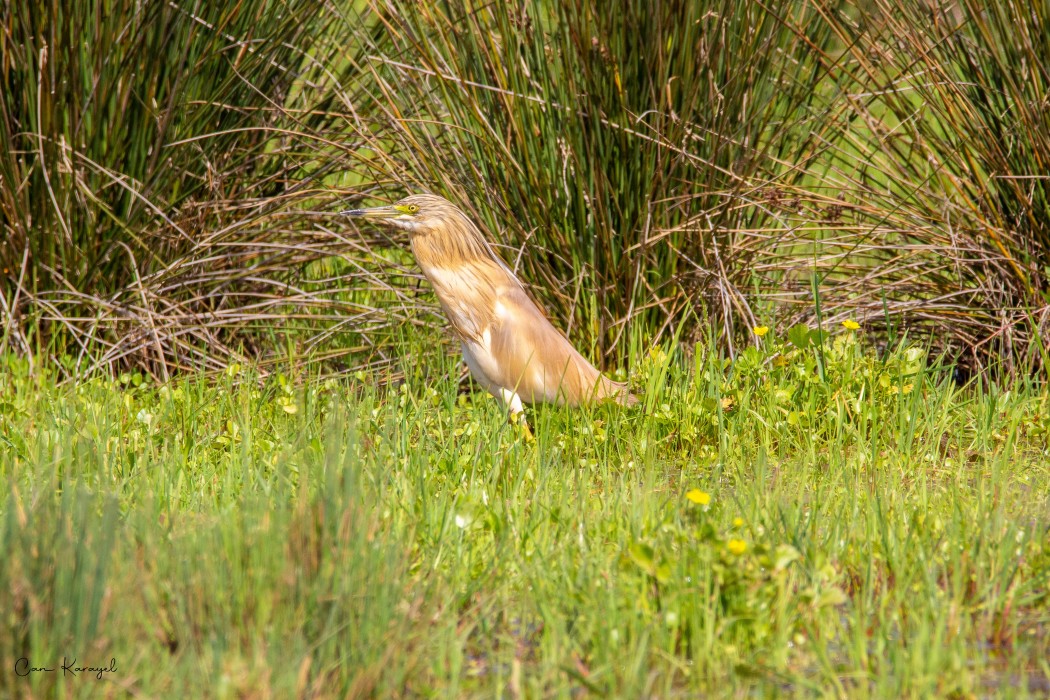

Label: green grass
[2,329,1049,697]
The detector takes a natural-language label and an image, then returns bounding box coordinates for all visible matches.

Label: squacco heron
[346,194,636,426]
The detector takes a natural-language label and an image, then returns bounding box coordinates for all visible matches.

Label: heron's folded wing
[488,284,611,404]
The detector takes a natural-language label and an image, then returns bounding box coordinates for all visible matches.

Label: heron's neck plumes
[411,209,506,270]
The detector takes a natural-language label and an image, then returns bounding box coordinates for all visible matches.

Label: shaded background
[3,0,1048,379]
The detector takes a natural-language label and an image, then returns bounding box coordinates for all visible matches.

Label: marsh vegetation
[2,0,1049,696]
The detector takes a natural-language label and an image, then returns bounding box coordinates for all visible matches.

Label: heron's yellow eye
[407,204,419,214]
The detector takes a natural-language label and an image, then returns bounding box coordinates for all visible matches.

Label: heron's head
[343,193,501,267]
[343,194,463,236]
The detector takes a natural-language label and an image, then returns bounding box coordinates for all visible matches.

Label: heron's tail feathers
[594,375,640,407]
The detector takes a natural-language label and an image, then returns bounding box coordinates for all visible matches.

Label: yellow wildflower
[685,489,711,506]
[842,319,860,331]
[753,326,770,337]
[727,539,748,555]
[733,517,744,527]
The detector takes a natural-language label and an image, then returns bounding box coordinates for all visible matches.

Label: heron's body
[347,194,635,418]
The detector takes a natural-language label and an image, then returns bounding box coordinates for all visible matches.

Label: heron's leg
[498,387,525,414]
[498,387,534,441]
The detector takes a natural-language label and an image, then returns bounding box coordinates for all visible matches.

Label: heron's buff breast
[410,234,550,398]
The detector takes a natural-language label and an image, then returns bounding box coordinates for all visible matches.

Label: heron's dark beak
[340,205,401,220]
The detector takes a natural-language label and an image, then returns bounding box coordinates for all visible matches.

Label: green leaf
[773,544,802,571]
[788,324,811,349]
[816,587,848,608]
[628,542,657,577]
